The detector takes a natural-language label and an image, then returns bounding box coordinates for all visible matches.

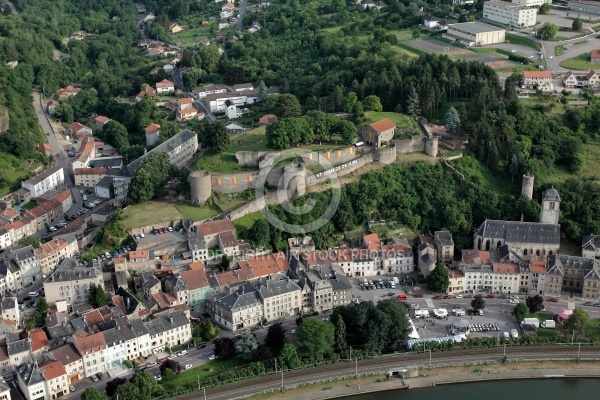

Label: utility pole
[578,342,581,360]
[429,348,432,367]
[355,357,358,378]
[203,386,207,400]
[197,375,200,392]
[503,343,506,357]
[280,370,284,392]
[349,346,352,361]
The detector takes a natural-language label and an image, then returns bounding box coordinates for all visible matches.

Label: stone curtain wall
[211,172,259,194]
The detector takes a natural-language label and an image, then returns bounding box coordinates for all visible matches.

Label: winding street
[174,345,600,400]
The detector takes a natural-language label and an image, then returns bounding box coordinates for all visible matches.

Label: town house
[47,344,84,383]
[69,332,107,377]
[359,118,396,148]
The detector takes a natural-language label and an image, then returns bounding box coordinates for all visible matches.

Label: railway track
[175,346,600,400]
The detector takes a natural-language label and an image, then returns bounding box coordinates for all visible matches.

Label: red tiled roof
[40,360,67,381]
[591,49,600,59]
[523,71,552,79]
[197,219,235,236]
[29,329,49,352]
[369,118,396,133]
[35,239,69,260]
[80,137,95,154]
[180,268,210,291]
[188,261,205,270]
[586,70,597,80]
[177,108,197,116]
[363,233,381,252]
[95,116,111,124]
[178,98,193,105]
[448,270,464,278]
[36,143,53,154]
[71,331,106,354]
[156,79,174,89]
[492,262,519,274]
[69,122,90,133]
[52,190,72,204]
[74,167,107,175]
[145,123,161,134]
[530,260,546,274]
[83,310,104,328]
[0,208,19,219]
[259,114,278,125]
[128,250,148,259]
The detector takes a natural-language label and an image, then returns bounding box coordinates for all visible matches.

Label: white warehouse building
[444,22,506,46]
[483,0,538,27]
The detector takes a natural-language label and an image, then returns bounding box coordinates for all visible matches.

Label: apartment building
[210,282,264,331]
[1,246,42,286]
[512,0,551,6]
[101,329,126,371]
[43,258,103,309]
[483,0,537,27]
[179,266,212,311]
[48,344,84,383]
[16,363,48,400]
[491,263,520,293]
[0,260,22,294]
[116,318,151,360]
[447,269,466,295]
[461,263,495,293]
[7,337,32,370]
[40,360,69,399]
[35,239,79,277]
[546,254,600,299]
[155,79,175,94]
[69,332,107,377]
[568,0,600,15]
[303,270,333,312]
[529,260,547,295]
[434,230,455,263]
[259,279,301,321]
[127,129,198,175]
[21,165,65,198]
[74,168,108,188]
[145,311,192,353]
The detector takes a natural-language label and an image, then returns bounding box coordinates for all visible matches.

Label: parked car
[185,364,192,370]
[96,373,103,380]
[147,362,157,367]
[503,331,510,340]
[509,299,519,304]
[69,385,75,392]
[168,227,173,232]
[413,294,424,298]
[91,376,99,382]
[486,294,495,299]
[154,375,162,381]
[549,298,559,302]
[209,355,216,361]
[455,295,463,299]
[198,343,207,349]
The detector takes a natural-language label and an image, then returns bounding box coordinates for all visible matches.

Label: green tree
[445,106,461,133]
[343,92,358,113]
[160,359,181,375]
[101,120,129,151]
[278,343,301,370]
[224,67,247,85]
[18,235,41,248]
[525,295,545,313]
[162,368,176,381]
[471,294,486,311]
[274,94,302,118]
[537,22,559,39]
[196,45,221,73]
[115,383,140,400]
[296,318,334,362]
[563,308,589,340]
[512,302,528,322]
[235,330,258,360]
[572,17,583,31]
[406,87,421,117]
[427,264,450,293]
[332,313,347,354]
[265,322,287,354]
[89,283,107,308]
[128,152,171,203]
[338,120,357,144]
[198,319,219,341]
[81,388,106,400]
[130,372,165,400]
[257,80,268,103]
[23,317,35,331]
[330,0,345,12]
[204,122,230,154]
[106,377,127,397]
[539,3,551,13]
[363,95,383,112]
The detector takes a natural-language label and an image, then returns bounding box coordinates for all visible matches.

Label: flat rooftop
[448,22,506,34]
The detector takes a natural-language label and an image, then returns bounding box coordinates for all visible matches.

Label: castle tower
[425,136,438,157]
[282,164,307,199]
[521,173,534,200]
[540,187,560,225]
[188,170,212,206]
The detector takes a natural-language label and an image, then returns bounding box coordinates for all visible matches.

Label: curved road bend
[176,346,600,400]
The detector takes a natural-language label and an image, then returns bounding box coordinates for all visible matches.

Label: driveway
[237,0,247,30]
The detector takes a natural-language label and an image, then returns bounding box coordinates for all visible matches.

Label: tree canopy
[525,295,544,313]
[471,295,486,311]
[428,264,450,293]
[296,318,334,362]
[128,152,171,203]
[564,308,589,340]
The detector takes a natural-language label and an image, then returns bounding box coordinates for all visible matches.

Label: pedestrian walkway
[425,298,434,309]
[107,365,129,378]
[281,368,600,400]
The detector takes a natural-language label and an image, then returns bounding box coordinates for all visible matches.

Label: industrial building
[483,0,537,27]
[444,22,506,46]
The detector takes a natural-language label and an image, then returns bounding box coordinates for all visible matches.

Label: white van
[82,195,87,201]
[510,328,519,340]
[28,292,39,297]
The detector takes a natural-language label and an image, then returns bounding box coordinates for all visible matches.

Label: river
[349,378,598,400]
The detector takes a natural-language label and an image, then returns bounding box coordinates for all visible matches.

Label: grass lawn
[229,126,268,152]
[233,211,265,230]
[584,319,600,339]
[174,201,221,221]
[362,112,413,128]
[450,154,517,195]
[192,152,242,174]
[162,357,246,389]
[0,152,41,196]
[537,327,557,337]
[505,34,542,51]
[169,24,214,47]
[536,142,600,184]
[526,312,551,321]
[560,54,597,70]
[123,202,185,230]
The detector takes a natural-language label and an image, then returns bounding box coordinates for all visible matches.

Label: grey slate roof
[16,363,44,386]
[127,129,196,174]
[435,230,454,247]
[167,275,187,291]
[421,253,436,265]
[47,322,76,340]
[11,245,36,262]
[102,328,125,348]
[49,344,81,366]
[582,234,600,252]
[44,258,102,283]
[547,254,600,279]
[1,297,16,311]
[542,187,560,202]
[115,287,140,314]
[70,317,87,332]
[214,282,261,311]
[130,319,149,338]
[7,339,31,356]
[258,279,300,300]
[143,277,161,290]
[89,156,123,169]
[144,311,190,336]
[98,320,118,332]
[475,220,560,245]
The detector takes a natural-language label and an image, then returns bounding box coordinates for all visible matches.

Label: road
[237,0,247,30]
[32,90,83,207]
[3,0,17,14]
[541,34,599,73]
[172,69,216,123]
[172,345,600,400]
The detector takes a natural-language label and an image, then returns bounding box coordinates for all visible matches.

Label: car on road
[71,214,77,219]
[91,376,99,382]
[509,299,519,304]
[154,375,162,381]
[322,317,330,322]
[412,294,424,298]
[209,355,216,361]
[69,385,75,392]
[168,355,176,360]
[185,364,192,370]
[528,55,534,59]
[486,294,495,299]
[584,302,593,306]
[433,295,443,299]
[168,227,173,232]
[443,295,453,299]
[96,373,103,380]
[503,331,510,340]
[178,350,188,356]
[548,56,553,59]
[455,295,463,299]
[147,362,157,367]
[549,298,559,302]
[198,343,207,349]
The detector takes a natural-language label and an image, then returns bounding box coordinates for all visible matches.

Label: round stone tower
[282,164,307,199]
[521,173,535,200]
[188,170,212,206]
[425,136,439,157]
